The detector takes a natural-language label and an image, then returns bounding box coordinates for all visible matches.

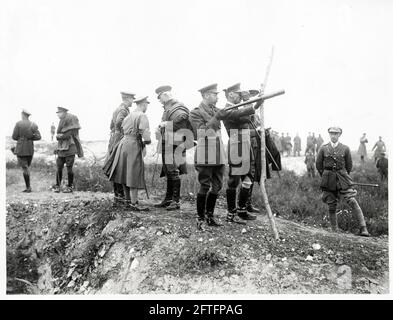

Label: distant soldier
[285,133,292,157]
[103,91,135,206]
[293,133,301,157]
[12,109,41,192]
[53,107,84,193]
[316,134,324,153]
[50,123,56,141]
[304,150,316,178]
[372,136,386,162]
[357,133,368,163]
[305,132,315,155]
[189,84,227,229]
[154,85,192,211]
[316,127,370,237]
[312,133,317,152]
[376,152,388,181]
[109,96,152,211]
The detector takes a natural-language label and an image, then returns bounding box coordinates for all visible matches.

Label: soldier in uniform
[280,133,285,156]
[50,123,56,141]
[221,83,262,223]
[305,132,315,155]
[12,109,41,192]
[357,133,368,163]
[293,133,301,157]
[154,85,192,211]
[189,84,227,229]
[316,134,324,153]
[376,152,388,182]
[103,91,135,206]
[304,150,316,178]
[53,107,84,193]
[372,136,386,163]
[285,133,292,157]
[316,127,370,237]
[109,96,151,211]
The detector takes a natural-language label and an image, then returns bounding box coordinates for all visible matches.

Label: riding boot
[226,188,246,224]
[22,172,32,192]
[166,179,181,211]
[196,193,207,230]
[246,185,260,213]
[154,179,173,208]
[206,193,221,226]
[349,199,370,237]
[237,187,257,220]
[328,203,338,232]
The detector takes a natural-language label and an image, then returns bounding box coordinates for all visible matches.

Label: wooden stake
[259,47,279,240]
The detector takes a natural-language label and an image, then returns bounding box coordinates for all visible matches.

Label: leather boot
[206,193,222,227]
[329,212,338,232]
[348,199,370,237]
[226,188,246,224]
[245,185,260,213]
[22,172,32,193]
[196,193,207,230]
[237,187,257,220]
[154,179,173,208]
[166,179,180,211]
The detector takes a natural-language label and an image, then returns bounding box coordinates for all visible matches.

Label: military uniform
[357,135,368,162]
[304,153,316,177]
[293,135,301,156]
[316,127,369,236]
[190,84,227,227]
[12,109,41,192]
[305,134,315,155]
[372,139,386,162]
[316,135,324,153]
[54,107,83,193]
[50,124,56,141]
[154,85,192,211]
[221,83,258,222]
[103,91,133,203]
[376,153,388,181]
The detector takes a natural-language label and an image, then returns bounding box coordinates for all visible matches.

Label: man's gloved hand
[56,133,64,140]
[214,109,227,120]
[159,121,168,128]
[53,149,58,155]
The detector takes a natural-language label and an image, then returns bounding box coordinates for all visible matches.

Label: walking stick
[259,46,280,240]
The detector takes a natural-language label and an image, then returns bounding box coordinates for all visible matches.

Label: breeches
[57,155,75,170]
[322,188,358,207]
[196,165,225,195]
[17,156,33,169]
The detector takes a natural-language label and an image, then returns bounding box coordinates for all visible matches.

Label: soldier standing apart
[372,136,386,163]
[103,91,135,206]
[109,97,151,211]
[293,133,301,157]
[316,127,370,237]
[221,83,261,223]
[189,84,227,229]
[154,86,191,211]
[53,107,84,193]
[357,133,368,163]
[285,133,292,157]
[376,152,388,182]
[304,150,316,178]
[12,109,41,192]
[50,123,56,141]
[316,134,324,153]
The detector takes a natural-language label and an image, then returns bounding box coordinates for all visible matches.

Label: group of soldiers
[11,107,83,194]
[12,83,383,237]
[270,132,325,158]
[102,84,281,230]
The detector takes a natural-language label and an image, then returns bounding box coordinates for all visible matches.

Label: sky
[1,0,392,150]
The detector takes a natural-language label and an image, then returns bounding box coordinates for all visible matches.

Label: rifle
[353,182,379,188]
[224,89,285,111]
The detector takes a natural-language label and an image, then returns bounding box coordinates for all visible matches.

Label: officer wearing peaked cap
[103,91,135,205]
[53,106,83,193]
[220,83,263,223]
[12,109,41,192]
[154,85,193,211]
[316,126,370,237]
[109,94,152,211]
[189,83,228,229]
